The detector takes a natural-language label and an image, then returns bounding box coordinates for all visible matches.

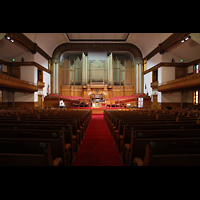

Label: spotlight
[181,35,191,43]
[5,34,10,40]
[4,34,14,43]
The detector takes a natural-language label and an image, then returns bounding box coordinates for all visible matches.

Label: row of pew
[0,108,92,166]
[104,108,200,166]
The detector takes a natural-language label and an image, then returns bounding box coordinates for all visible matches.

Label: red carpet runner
[71,114,124,166]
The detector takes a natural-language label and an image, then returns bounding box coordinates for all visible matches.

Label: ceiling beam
[145,33,190,60]
[7,33,51,60]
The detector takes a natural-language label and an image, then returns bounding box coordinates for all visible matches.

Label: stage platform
[70,107,129,114]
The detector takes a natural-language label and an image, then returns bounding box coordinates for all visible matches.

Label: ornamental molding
[52,43,143,64]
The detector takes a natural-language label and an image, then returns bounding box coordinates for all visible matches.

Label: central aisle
[71,114,124,166]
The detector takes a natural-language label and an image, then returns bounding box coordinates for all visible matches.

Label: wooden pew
[118,127,200,156]
[134,143,200,166]
[124,136,200,166]
[0,129,72,165]
[0,109,92,165]
[104,109,199,134]
[0,142,62,166]
[0,123,78,148]
[0,110,92,143]
[115,122,200,153]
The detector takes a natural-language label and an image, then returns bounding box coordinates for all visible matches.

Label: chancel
[1,33,200,166]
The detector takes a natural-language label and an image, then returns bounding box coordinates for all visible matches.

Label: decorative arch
[52,43,143,64]
[51,43,143,94]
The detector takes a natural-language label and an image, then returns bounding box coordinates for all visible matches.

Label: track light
[181,35,191,43]
[4,34,14,43]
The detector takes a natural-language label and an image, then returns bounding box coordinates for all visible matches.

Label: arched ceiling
[1,33,200,64]
[23,33,173,58]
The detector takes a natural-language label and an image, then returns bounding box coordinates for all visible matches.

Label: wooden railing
[37,81,45,88]
[151,81,158,89]
[0,74,38,93]
[158,73,200,92]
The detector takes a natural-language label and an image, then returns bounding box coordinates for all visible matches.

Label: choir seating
[106,93,149,108]
[104,108,200,166]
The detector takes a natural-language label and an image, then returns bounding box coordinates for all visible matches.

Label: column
[141,60,144,94]
[103,62,105,85]
[139,64,141,93]
[136,64,138,93]
[90,62,93,85]
[53,63,55,93]
[85,54,88,85]
[82,53,86,86]
[107,56,110,85]
[109,53,113,86]
[135,58,143,94]
[55,63,59,93]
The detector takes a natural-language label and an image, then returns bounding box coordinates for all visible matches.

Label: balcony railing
[37,81,45,88]
[151,81,158,89]
[0,74,38,93]
[158,73,200,92]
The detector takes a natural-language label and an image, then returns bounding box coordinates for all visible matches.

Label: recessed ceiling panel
[66,33,129,41]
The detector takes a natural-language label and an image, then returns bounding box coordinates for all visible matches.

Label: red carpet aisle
[71,114,124,166]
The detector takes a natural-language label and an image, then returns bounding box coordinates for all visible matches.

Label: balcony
[158,73,200,93]
[0,74,38,93]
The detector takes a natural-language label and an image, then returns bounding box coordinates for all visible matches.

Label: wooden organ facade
[55,52,143,101]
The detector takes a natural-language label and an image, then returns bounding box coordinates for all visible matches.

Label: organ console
[92,93,103,100]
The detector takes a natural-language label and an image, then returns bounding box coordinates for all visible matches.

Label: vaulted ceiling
[1,33,200,64]
[22,33,174,58]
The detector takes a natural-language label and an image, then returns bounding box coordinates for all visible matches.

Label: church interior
[1,33,200,166]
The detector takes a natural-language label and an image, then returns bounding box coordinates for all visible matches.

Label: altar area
[48,51,148,111]
[59,52,140,101]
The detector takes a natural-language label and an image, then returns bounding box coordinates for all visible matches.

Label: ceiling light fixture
[181,35,191,43]
[4,34,14,43]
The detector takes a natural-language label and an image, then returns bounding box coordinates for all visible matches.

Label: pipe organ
[52,52,143,99]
